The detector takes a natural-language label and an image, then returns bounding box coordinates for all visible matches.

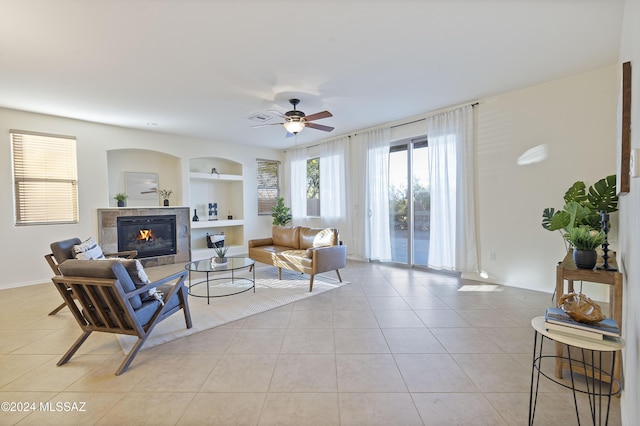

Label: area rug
[117,275,349,353]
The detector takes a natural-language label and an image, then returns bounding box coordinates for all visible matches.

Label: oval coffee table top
[185,257,254,273]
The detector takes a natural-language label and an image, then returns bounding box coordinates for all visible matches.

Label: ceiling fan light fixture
[283,120,305,134]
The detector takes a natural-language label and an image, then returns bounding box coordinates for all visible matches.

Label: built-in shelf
[189,157,244,260]
[190,219,244,229]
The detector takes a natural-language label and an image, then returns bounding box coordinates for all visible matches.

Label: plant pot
[573,249,597,269]
[163,199,169,206]
[117,200,125,207]
[214,257,227,264]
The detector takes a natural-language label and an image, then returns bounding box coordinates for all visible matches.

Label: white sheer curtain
[320,136,352,247]
[352,128,391,261]
[426,105,478,272]
[285,146,309,226]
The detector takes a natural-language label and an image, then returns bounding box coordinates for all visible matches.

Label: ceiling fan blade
[304,111,332,121]
[251,122,285,128]
[266,109,287,119]
[306,122,334,132]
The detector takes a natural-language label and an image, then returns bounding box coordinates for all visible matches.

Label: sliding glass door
[389,137,430,266]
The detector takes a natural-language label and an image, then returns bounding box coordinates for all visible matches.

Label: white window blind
[257,159,279,215]
[11,130,78,225]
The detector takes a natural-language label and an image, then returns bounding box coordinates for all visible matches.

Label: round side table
[529,316,623,426]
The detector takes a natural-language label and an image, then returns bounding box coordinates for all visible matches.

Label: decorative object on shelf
[558,292,606,324]
[206,232,225,248]
[159,189,172,206]
[564,226,605,269]
[208,203,218,221]
[192,209,199,222]
[541,175,618,251]
[210,167,219,177]
[114,193,128,207]
[212,244,228,263]
[227,210,233,220]
[598,211,617,271]
[271,197,292,226]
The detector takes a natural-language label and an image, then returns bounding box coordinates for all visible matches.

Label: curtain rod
[284,101,478,150]
[390,102,479,129]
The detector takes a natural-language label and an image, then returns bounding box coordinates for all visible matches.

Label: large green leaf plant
[541,175,618,249]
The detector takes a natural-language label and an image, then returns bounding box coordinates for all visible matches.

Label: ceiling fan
[253,98,334,135]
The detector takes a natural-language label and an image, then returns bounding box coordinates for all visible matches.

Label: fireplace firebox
[117,215,177,259]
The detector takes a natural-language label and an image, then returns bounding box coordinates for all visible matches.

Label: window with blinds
[11,130,79,225]
[257,159,279,215]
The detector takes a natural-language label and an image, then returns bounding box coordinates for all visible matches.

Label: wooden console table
[554,250,623,386]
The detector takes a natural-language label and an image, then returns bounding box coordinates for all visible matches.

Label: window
[256,159,279,215]
[307,157,320,216]
[11,130,78,225]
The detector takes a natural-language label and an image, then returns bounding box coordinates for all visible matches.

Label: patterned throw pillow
[116,259,164,304]
[73,237,106,260]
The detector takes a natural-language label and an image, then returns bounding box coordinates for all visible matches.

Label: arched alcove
[107,149,183,207]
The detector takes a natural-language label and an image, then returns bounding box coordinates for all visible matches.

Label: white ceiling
[0,0,625,150]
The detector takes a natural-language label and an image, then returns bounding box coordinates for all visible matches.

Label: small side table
[555,250,623,383]
[529,317,624,426]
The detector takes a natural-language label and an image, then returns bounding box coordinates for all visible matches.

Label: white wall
[0,108,281,288]
[474,65,619,300]
[618,0,639,423]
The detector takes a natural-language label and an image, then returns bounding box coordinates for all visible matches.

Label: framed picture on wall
[617,61,631,195]
[125,172,159,205]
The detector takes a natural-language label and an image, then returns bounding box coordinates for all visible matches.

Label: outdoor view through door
[389,138,429,266]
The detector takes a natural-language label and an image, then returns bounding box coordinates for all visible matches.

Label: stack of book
[544,307,621,344]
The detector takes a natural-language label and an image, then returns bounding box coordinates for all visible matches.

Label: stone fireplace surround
[98,207,191,267]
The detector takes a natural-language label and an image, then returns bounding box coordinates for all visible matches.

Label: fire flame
[136,229,154,241]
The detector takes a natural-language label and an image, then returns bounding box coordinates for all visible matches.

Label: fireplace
[117,215,177,259]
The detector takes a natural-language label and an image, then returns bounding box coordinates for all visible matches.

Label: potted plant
[159,189,173,206]
[564,226,606,269]
[271,197,292,226]
[541,175,617,250]
[213,245,229,263]
[114,193,128,207]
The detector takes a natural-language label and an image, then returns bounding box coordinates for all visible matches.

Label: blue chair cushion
[134,283,182,327]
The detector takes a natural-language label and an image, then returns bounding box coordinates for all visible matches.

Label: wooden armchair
[45,237,137,315]
[54,259,192,375]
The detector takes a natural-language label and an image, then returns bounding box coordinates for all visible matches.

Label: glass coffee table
[185,257,255,304]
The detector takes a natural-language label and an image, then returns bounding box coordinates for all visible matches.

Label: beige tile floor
[0,260,621,425]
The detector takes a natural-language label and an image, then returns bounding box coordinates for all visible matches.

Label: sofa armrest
[248,237,274,248]
[311,245,347,272]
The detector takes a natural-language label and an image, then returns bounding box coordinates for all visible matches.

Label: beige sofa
[248,226,347,291]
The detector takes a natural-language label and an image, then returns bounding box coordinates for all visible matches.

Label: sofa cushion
[73,237,106,260]
[279,250,313,267]
[272,226,300,249]
[299,227,337,249]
